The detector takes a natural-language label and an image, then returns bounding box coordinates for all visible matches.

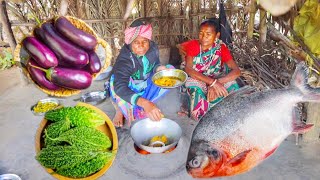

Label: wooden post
[0,22,3,41]
[303,102,320,142]
[259,8,267,43]
[76,0,84,18]
[0,0,16,52]
[247,0,256,39]
[143,0,147,17]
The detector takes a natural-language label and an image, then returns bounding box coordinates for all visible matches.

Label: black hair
[130,19,146,27]
[200,18,221,33]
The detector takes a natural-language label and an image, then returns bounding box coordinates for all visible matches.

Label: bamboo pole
[247,0,256,39]
[76,0,84,18]
[0,22,3,41]
[259,8,267,43]
[0,0,16,52]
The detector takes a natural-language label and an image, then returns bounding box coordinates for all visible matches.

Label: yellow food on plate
[149,135,168,146]
[33,102,59,113]
[154,77,177,87]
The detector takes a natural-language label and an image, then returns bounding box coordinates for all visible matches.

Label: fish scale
[186,62,318,178]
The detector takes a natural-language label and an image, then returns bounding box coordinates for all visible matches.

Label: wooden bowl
[14,16,113,97]
[35,102,118,180]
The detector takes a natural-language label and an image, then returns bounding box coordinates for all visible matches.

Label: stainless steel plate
[31,98,61,116]
[80,91,107,105]
[0,174,22,180]
[152,69,188,89]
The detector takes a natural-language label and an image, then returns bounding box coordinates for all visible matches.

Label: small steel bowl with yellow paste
[152,69,188,88]
[31,98,61,116]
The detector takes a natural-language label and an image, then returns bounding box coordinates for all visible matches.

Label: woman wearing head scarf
[109,19,172,127]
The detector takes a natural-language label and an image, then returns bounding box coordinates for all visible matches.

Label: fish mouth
[186,148,225,178]
[186,155,210,172]
[186,157,221,178]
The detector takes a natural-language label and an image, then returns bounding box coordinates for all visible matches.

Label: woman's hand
[207,87,218,102]
[156,65,168,72]
[137,98,163,121]
[211,80,228,98]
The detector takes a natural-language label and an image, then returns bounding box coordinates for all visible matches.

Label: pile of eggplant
[23,16,102,91]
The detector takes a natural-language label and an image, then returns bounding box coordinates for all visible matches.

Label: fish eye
[189,156,202,168]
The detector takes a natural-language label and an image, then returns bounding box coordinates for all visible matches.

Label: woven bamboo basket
[35,102,118,180]
[14,16,112,97]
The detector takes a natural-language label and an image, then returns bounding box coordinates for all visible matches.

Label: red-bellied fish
[186,62,314,178]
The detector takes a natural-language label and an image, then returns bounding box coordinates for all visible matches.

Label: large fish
[259,0,298,16]
[186,62,315,178]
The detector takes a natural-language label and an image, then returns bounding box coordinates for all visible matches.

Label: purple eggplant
[39,22,89,68]
[34,27,45,40]
[28,63,92,90]
[55,16,97,50]
[85,51,101,74]
[27,59,60,90]
[22,36,58,68]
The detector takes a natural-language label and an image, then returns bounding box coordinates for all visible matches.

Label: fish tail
[291,62,320,102]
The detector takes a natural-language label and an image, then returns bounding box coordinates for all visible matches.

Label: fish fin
[292,106,302,124]
[225,150,251,167]
[227,86,256,98]
[291,62,320,102]
[292,122,314,134]
[264,146,278,159]
[291,62,308,92]
[291,105,314,134]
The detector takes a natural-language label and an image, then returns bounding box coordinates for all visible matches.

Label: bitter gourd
[36,146,101,170]
[44,119,71,147]
[46,127,111,150]
[45,106,104,127]
[56,152,114,178]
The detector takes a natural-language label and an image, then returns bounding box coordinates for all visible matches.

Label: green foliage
[44,106,105,127]
[44,119,71,147]
[0,49,14,70]
[56,152,113,178]
[46,126,112,150]
[294,0,320,57]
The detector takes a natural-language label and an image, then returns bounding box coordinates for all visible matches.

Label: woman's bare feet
[113,109,124,127]
[177,107,189,117]
[112,102,124,127]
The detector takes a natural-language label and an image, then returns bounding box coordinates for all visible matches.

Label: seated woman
[181,18,241,121]
[109,19,171,127]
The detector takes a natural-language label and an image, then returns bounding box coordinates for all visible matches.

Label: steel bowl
[95,66,113,81]
[31,98,61,116]
[152,69,188,88]
[0,174,22,180]
[130,118,182,154]
[80,91,107,105]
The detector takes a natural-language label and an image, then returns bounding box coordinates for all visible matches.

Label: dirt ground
[0,72,320,180]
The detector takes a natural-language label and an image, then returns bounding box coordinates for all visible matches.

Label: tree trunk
[0,0,16,52]
[247,0,256,39]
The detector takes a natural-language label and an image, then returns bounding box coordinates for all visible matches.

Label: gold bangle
[210,79,217,87]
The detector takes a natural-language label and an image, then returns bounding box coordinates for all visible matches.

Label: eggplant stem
[28,62,52,81]
[29,62,46,72]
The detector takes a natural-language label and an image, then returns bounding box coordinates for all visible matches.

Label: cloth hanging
[219,1,233,47]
